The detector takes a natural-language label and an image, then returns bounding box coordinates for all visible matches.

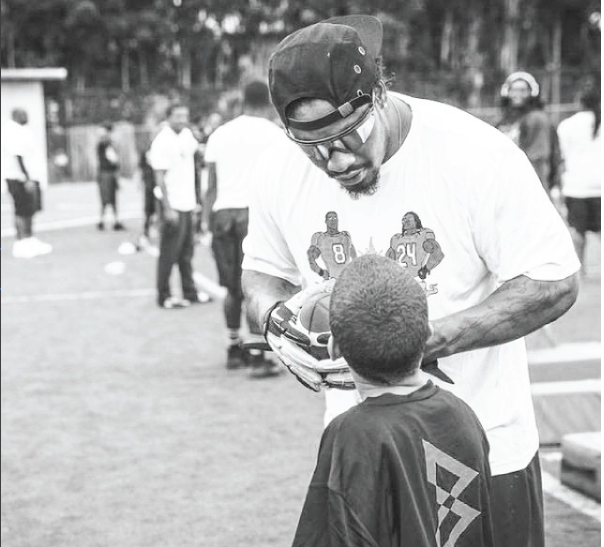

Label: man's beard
[339,169,381,200]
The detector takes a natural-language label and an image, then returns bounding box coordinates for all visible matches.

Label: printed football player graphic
[386,211,444,295]
[308,211,357,279]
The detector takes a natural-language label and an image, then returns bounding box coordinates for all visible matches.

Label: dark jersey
[97,140,119,173]
[292,382,494,547]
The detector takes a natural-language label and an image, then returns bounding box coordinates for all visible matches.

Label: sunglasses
[286,107,376,161]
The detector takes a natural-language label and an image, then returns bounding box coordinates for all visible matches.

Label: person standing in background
[204,81,285,374]
[557,77,601,275]
[497,71,560,198]
[148,103,210,309]
[138,146,156,244]
[96,123,125,231]
[2,108,52,258]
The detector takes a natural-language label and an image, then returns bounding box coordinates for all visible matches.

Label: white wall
[1,80,49,188]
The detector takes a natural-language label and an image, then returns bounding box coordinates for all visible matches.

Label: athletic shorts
[98,171,118,206]
[210,208,249,296]
[491,452,544,547]
[565,197,601,234]
[7,179,41,217]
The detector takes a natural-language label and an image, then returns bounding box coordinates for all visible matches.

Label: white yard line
[1,288,155,304]
[541,451,563,463]
[541,470,601,521]
[1,272,224,304]
[193,272,227,300]
[528,342,601,365]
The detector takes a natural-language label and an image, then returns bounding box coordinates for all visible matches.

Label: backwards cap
[269,15,383,131]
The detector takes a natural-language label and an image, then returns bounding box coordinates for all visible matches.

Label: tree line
[1,0,600,106]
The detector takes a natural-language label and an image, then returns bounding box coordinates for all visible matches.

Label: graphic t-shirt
[242,93,580,475]
[292,382,494,547]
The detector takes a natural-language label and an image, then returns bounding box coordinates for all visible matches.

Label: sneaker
[97,222,105,231]
[226,344,248,370]
[29,237,52,256]
[158,296,188,309]
[12,238,38,259]
[113,222,126,231]
[248,353,283,379]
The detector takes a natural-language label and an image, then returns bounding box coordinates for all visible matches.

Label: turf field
[1,182,601,546]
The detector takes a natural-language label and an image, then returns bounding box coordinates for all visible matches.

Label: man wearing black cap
[242,16,580,547]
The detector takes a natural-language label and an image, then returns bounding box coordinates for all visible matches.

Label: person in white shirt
[557,77,601,274]
[204,81,286,373]
[148,103,209,309]
[1,108,52,259]
[241,16,580,547]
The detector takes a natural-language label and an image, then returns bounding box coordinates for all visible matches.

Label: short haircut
[243,80,270,109]
[330,254,429,385]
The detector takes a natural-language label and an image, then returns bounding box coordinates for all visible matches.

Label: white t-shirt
[557,111,601,198]
[242,93,580,476]
[148,125,198,212]
[1,119,37,182]
[204,115,285,211]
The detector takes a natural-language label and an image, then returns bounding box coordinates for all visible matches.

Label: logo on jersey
[307,211,358,279]
[423,440,481,547]
[386,211,444,295]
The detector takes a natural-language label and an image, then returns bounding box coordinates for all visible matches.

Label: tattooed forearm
[424,273,579,362]
[242,270,300,334]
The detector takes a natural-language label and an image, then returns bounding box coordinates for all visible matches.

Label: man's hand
[24,180,36,193]
[264,281,353,391]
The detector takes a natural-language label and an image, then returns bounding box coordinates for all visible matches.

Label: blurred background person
[148,103,210,309]
[2,107,52,258]
[96,123,125,231]
[557,77,601,275]
[496,71,560,199]
[138,145,156,246]
[203,81,284,374]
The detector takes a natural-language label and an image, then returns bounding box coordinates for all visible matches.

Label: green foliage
[0,0,599,111]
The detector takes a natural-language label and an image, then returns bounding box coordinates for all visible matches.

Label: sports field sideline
[1,181,601,546]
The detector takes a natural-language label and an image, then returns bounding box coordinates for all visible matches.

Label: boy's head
[330,255,430,385]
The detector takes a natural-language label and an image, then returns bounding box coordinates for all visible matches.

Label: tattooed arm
[242,270,301,334]
[423,273,580,362]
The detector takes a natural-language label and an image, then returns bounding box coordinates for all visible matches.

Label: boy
[292,255,494,547]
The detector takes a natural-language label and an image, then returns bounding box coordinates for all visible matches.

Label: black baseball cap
[269,15,383,132]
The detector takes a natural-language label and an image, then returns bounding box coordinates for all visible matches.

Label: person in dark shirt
[292,255,494,547]
[496,71,561,198]
[96,123,124,231]
[139,147,156,240]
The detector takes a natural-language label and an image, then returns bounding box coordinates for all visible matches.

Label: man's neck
[384,95,412,162]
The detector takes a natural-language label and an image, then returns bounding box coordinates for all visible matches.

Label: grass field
[1,185,601,546]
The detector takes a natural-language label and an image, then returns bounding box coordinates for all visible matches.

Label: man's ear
[328,335,343,360]
[373,80,388,109]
